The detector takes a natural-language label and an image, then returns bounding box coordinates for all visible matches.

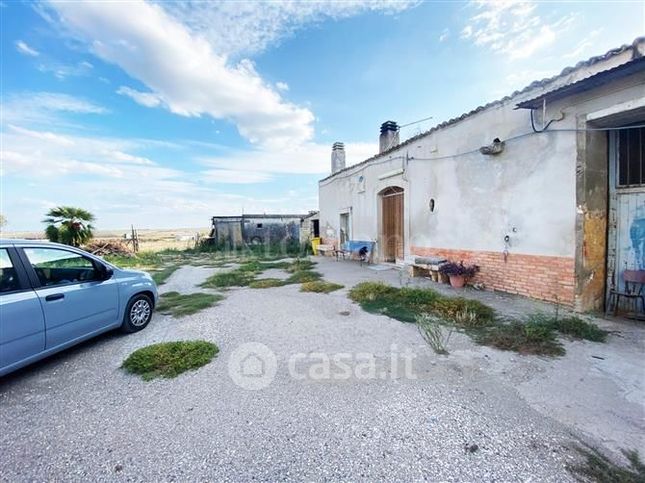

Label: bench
[336,241,375,266]
[407,256,448,282]
[316,244,335,257]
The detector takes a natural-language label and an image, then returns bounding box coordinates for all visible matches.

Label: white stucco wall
[319,65,645,262]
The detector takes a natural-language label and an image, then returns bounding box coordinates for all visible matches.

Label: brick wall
[411,246,575,306]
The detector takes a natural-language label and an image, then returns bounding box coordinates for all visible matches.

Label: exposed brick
[412,246,575,306]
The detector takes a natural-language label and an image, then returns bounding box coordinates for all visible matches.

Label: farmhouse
[319,38,645,311]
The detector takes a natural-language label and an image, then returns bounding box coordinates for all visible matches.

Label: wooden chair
[607,269,645,318]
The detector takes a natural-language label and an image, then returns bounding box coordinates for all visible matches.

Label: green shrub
[300,281,344,293]
[157,292,224,317]
[122,340,219,380]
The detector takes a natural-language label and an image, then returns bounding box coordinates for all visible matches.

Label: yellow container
[311,237,321,255]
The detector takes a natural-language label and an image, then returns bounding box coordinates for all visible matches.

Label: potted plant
[439,261,479,288]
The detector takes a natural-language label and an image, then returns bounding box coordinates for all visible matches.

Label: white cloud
[37,60,94,80]
[0,125,320,229]
[460,0,574,59]
[275,81,289,92]
[117,86,163,108]
[15,40,39,56]
[201,169,273,184]
[45,0,315,149]
[1,92,107,126]
[439,29,449,42]
[157,1,419,57]
[200,141,378,177]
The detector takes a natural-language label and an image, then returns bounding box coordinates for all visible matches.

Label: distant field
[2,228,210,252]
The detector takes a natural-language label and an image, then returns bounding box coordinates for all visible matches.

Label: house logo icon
[228,342,277,390]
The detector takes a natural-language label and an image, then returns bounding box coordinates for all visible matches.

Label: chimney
[331,142,346,174]
[379,121,399,153]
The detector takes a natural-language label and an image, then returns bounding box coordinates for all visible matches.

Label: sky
[1,0,644,231]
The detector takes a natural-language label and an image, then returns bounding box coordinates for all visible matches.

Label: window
[257,223,263,229]
[23,248,99,287]
[618,126,644,187]
[0,249,20,293]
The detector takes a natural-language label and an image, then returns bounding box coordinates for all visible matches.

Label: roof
[517,55,645,109]
[211,214,309,221]
[320,36,645,183]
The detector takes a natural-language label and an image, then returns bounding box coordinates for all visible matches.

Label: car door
[0,247,46,371]
[20,246,120,350]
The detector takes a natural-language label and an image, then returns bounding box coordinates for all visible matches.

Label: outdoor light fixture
[479,138,505,156]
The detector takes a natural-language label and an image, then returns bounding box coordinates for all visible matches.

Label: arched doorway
[379,186,404,262]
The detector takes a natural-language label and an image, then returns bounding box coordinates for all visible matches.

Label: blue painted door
[0,248,46,370]
[607,127,645,306]
[22,247,120,349]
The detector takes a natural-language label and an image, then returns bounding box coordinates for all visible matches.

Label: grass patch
[151,265,179,285]
[201,269,257,288]
[157,291,224,317]
[285,258,317,273]
[301,280,344,293]
[249,278,286,289]
[475,321,565,356]
[122,340,219,381]
[529,313,608,342]
[569,446,645,483]
[349,282,493,326]
[285,270,323,284]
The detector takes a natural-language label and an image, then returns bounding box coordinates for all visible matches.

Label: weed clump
[151,266,179,285]
[301,281,344,293]
[349,282,493,326]
[249,278,286,289]
[286,270,322,284]
[569,446,645,483]
[529,313,608,342]
[475,321,565,356]
[122,340,219,380]
[201,270,256,288]
[157,292,224,317]
[417,314,453,355]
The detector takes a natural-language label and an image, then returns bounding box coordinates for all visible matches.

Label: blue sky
[1,0,643,231]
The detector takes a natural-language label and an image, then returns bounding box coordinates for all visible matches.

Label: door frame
[378,186,405,263]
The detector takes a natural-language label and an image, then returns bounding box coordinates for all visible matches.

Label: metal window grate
[618,125,645,187]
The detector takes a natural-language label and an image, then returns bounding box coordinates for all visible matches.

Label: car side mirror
[99,264,114,281]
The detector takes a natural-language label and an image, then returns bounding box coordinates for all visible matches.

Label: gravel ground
[1,256,642,481]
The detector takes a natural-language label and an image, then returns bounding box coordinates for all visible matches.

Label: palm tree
[43,206,95,247]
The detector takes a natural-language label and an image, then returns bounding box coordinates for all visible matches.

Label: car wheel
[121,294,153,333]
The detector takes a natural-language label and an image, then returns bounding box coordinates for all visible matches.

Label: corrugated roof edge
[319,36,645,183]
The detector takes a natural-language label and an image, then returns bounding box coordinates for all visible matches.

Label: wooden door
[381,188,404,262]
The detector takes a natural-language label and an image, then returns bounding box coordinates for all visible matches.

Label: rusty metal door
[381,187,404,262]
[607,126,645,306]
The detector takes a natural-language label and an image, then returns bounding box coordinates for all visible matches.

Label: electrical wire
[320,123,645,184]
[530,108,555,133]
[399,116,434,129]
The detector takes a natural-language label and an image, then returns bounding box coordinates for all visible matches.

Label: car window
[0,249,21,293]
[23,248,99,287]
